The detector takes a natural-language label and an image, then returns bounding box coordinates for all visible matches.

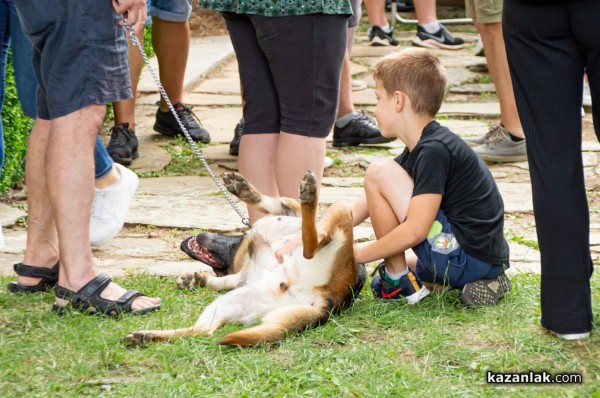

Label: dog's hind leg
[222,171,301,216]
[299,171,319,259]
[218,304,327,347]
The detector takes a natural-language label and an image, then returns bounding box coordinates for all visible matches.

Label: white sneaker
[90,163,139,246]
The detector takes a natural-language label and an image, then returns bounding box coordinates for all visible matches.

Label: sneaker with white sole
[412,24,465,50]
[90,163,139,246]
[472,125,527,163]
[369,26,399,46]
[370,262,430,305]
[549,330,591,341]
[463,123,502,147]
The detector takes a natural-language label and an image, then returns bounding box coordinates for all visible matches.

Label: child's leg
[364,159,414,274]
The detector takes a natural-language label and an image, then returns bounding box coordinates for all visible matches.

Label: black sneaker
[369,26,399,46]
[412,23,465,50]
[153,102,211,143]
[370,262,430,304]
[229,118,244,156]
[106,123,139,166]
[333,110,395,147]
[460,272,512,307]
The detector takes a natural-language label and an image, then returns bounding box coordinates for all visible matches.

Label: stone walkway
[2,28,600,279]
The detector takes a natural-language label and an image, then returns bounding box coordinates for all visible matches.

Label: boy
[352,48,511,307]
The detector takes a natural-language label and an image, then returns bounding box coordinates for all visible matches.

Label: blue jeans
[0,0,36,171]
[0,0,113,178]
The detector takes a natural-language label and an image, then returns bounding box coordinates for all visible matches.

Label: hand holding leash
[113,0,147,33]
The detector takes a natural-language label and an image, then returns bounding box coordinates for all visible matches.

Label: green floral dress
[197,0,352,17]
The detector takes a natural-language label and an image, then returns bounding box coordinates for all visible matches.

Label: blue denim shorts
[412,210,508,288]
[149,0,192,22]
[15,0,131,119]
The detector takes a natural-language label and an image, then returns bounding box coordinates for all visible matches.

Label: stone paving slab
[0,203,24,228]
[138,36,234,94]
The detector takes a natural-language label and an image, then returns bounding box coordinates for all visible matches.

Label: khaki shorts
[465,0,503,24]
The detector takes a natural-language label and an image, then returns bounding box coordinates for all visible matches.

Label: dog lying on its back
[125,171,364,347]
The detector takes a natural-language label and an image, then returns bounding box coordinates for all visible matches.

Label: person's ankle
[95,165,121,189]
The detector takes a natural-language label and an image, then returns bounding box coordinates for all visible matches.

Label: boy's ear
[393,91,405,113]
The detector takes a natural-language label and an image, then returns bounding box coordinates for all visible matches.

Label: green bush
[0,51,33,194]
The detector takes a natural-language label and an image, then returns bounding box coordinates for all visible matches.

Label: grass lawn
[1,272,598,397]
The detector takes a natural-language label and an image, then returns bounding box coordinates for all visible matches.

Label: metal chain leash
[121,18,251,226]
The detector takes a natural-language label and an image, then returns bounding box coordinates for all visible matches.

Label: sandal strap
[55,273,112,307]
[13,262,59,279]
[116,290,142,305]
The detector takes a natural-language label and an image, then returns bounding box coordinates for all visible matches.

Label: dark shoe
[369,26,399,46]
[370,262,430,304]
[8,262,59,293]
[388,0,414,11]
[229,118,244,156]
[460,272,512,307]
[53,273,160,316]
[180,233,244,276]
[412,23,465,50]
[153,102,211,143]
[341,263,367,308]
[333,110,394,147]
[107,123,139,166]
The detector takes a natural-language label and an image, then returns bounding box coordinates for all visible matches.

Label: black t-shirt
[395,120,509,265]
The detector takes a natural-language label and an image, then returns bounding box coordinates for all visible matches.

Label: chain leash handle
[121,18,250,227]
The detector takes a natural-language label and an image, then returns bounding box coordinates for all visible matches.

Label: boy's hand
[275,234,302,264]
[113,0,147,33]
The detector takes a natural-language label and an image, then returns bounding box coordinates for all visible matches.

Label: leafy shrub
[0,51,33,194]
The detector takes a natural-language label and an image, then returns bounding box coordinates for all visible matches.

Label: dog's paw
[176,272,198,290]
[122,331,162,346]
[300,171,317,204]
[222,172,261,203]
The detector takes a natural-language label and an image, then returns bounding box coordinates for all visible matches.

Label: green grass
[1,273,599,397]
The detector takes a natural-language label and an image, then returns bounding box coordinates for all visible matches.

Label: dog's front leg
[200,272,243,291]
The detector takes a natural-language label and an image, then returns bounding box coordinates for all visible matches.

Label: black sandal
[8,262,60,293]
[52,273,160,316]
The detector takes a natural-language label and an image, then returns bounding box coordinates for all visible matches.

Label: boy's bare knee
[365,159,399,184]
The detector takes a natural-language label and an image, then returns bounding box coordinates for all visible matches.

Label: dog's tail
[219,304,327,347]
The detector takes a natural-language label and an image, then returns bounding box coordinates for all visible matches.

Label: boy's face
[374,79,398,138]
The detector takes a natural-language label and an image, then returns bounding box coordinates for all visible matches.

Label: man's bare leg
[40,105,159,310]
[153,18,189,111]
[18,119,59,286]
[113,28,144,130]
[475,20,524,138]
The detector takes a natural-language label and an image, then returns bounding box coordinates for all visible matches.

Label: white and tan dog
[125,171,364,347]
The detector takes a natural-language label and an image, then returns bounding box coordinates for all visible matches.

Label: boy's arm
[351,194,369,227]
[354,193,442,264]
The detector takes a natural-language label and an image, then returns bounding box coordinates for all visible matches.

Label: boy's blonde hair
[372,48,447,117]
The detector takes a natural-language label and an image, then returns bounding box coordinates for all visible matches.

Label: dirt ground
[189,9,228,37]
